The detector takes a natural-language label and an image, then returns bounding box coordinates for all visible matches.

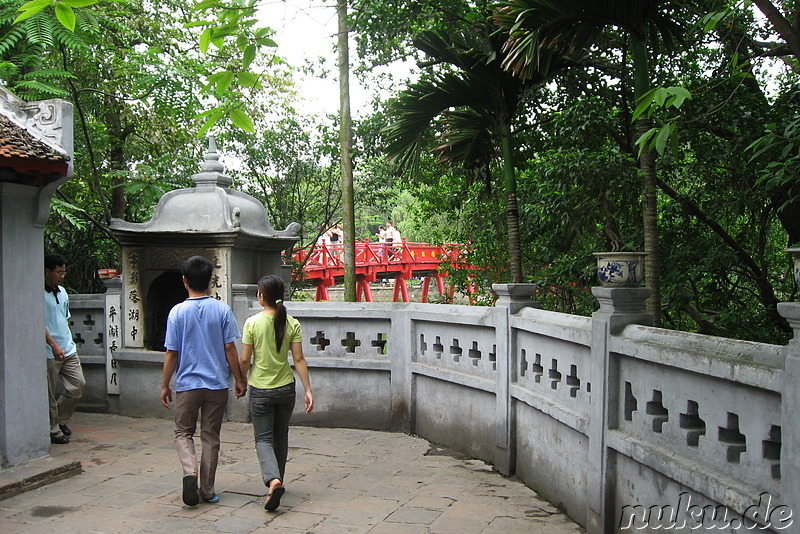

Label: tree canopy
[5,0,799,343]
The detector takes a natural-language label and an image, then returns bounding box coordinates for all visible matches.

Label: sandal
[264,486,285,511]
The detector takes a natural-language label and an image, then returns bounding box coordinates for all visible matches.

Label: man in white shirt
[44,253,85,444]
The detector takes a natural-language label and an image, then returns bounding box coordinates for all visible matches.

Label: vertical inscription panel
[123,247,144,348]
[105,291,122,394]
[208,248,229,303]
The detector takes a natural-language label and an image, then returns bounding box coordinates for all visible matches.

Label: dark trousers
[249,382,296,485]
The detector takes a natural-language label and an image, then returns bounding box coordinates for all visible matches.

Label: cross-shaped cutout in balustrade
[93,332,104,345]
[73,333,85,347]
[718,412,747,463]
[532,353,544,383]
[679,400,706,447]
[624,382,637,421]
[341,332,361,353]
[548,359,562,390]
[83,314,95,327]
[646,390,669,433]
[433,336,443,359]
[566,365,580,398]
[371,333,387,354]
[468,341,481,367]
[310,331,330,351]
[419,334,427,355]
[762,425,781,480]
[450,339,462,363]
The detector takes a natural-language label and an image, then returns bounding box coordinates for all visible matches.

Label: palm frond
[23,12,55,48]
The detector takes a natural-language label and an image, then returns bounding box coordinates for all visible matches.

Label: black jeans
[249,382,296,485]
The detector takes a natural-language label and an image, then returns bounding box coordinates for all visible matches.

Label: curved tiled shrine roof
[0,112,69,184]
[110,138,300,247]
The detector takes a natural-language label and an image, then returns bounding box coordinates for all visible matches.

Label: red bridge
[292,239,474,302]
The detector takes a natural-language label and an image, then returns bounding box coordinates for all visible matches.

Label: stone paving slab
[0,412,584,533]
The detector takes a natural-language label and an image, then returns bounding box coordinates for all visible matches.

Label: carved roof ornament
[192,136,232,188]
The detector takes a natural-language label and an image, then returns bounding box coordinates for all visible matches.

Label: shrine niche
[110,138,300,352]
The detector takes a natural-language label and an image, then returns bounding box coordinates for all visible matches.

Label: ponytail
[257,275,288,349]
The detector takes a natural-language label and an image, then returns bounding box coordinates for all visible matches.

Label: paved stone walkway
[0,412,583,533]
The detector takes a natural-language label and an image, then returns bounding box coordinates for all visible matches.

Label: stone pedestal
[586,286,652,534]
[491,283,539,475]
[778,302,800,519]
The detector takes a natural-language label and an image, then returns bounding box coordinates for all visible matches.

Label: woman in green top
[240,275,313,511]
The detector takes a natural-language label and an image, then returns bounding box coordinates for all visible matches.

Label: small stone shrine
[110,137,300,352]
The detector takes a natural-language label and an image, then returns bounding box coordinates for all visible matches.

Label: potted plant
[593,251,647,287]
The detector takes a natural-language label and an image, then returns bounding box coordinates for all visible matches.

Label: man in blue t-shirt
[160,256,246,506]
[44,253,85,445]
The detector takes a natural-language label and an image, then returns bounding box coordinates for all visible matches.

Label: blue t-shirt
[165,296,240,392]
[45,286,76,360]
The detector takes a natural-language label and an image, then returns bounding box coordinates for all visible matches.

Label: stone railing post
[229,284,257,423]
[587,287,652,534]
[492,283,539,475]
[778,302,800,519]
[390,307,412,433]
[101,277,123,412]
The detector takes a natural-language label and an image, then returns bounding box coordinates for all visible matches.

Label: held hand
[160,386,172,409]
[234,380,247,398]
[304,391,314,414]
[51,344,65,361]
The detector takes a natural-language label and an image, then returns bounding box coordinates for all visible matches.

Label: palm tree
[495,0,690,325]
[384,28,564,283]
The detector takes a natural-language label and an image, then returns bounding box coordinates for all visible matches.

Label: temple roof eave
[111,228,299,250]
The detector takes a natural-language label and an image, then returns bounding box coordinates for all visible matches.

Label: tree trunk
[633,39,661,326]
[338,0,356,301]
[501,128,523,283]
[751,0,800,60]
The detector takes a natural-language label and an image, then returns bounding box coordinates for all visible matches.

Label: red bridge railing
[291,239,475,303]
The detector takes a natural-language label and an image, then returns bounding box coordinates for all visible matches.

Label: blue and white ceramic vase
[593,252,647,287]
[787,248,800,288]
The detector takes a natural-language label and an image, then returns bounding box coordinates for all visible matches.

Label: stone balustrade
[68,282,798,533]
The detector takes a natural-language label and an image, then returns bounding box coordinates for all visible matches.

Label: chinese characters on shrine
[124,249,144,348]
[104,285,122,394]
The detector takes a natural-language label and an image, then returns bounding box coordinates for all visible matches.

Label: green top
[242,312,302,389]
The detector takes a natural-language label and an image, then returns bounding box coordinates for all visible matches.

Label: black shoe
[59,424,72,437]
[182,475,199,506]
[50,433,69,444]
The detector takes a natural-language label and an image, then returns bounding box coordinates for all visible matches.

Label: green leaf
[255,37,277,47]
[667,86,691,108]
[199,27,212,53]
[54,3,76,31]
[236,71,260,88]
[196,108,225,137]
[216,70,234,92]
[654,123,671,155]
[653,88,667,107]
[193,0,220,10]
[60,0,98,7]
[632,98,651,121]
[183,20,213,28]
[242,44,256,69]
[14,0,51,24]
[634,127,659,157]
[228,108,254,132]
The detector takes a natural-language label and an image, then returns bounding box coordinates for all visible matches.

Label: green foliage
[187,0,278,135]
[633,86,693,156]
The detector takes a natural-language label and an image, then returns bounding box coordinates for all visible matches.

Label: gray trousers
[249,382,296,486]
[47,354,85,435]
